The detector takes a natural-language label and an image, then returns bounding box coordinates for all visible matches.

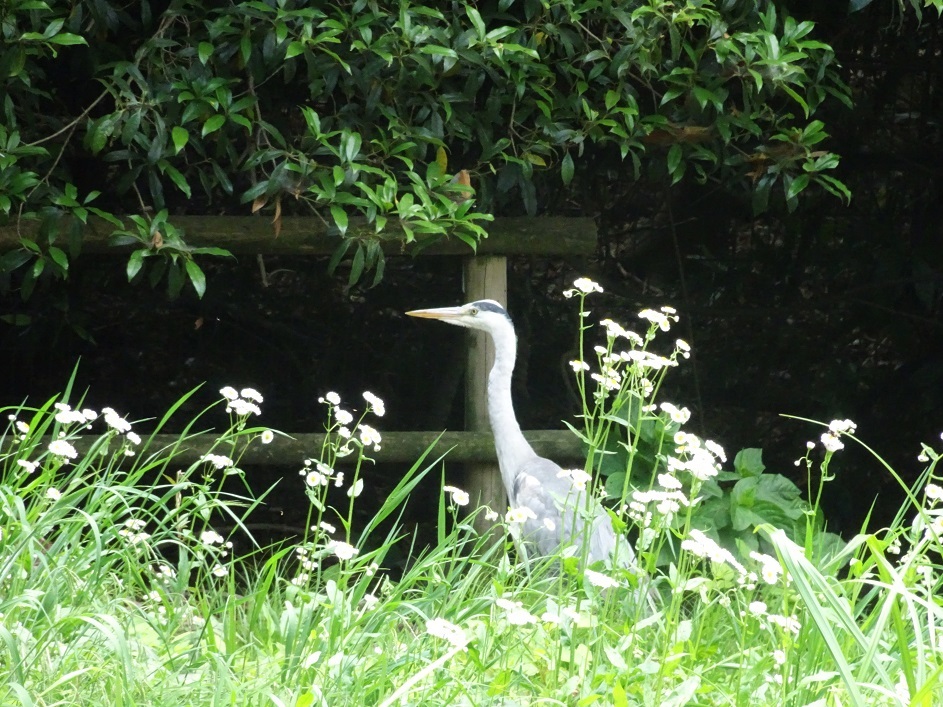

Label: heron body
[406,300,636,569]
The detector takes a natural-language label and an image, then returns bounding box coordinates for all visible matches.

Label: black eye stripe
[469,300,512,322]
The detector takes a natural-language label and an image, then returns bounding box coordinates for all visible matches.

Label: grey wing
[511,457,631,566]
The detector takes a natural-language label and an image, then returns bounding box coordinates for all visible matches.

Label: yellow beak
[405,306,466,320]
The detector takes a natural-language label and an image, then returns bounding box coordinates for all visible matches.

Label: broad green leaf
[126,249,146,280]
[171,127,189,154]
[198,42,214,64]
[667,143,683,183]
[733,448,765,477]
[349,243,365,286]
[330,205,348,234]
[48,33,87,46]
[185,259,206,298]
[48,246,68,272]
[202,114,226,137]
[561,152,574,185]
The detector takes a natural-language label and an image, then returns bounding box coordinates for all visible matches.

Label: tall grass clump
[1,279,941,705]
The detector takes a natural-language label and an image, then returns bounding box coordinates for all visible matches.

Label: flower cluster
[196,527,233,578]
[495,597,538,626]
[425,618,470,649]
[817,418,857,454]
[301,459,347,491]
[53,403,97,427]
[557,468,594,492]
[118,518,152,547]
[318,390,385,455]
[220,386,263,417]
[681,529,747,576]
[565,278,688,409]
[443,485,470,507]
[563,277,604,297]
[638,306,679,333]
[669,432,725,480]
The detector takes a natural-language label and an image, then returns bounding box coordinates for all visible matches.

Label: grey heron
[406,300,639,570]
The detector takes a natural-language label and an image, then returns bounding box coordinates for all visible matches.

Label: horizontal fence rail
[57,429,585,466]
[0,216,597,257]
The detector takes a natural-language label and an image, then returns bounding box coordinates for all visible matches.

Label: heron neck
[487,323,538,490]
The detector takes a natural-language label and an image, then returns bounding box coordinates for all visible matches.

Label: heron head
[406,299,513,333]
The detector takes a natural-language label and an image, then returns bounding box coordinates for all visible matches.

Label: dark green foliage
[2,0,850,294]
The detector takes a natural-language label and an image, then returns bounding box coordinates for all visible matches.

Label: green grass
[2,289,943,706]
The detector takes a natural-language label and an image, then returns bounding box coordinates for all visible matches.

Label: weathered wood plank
[58,429,582,466]
[464,256,509,526]
[0,215,597,256]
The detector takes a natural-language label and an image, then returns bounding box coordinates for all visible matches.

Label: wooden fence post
[463,255,508,536]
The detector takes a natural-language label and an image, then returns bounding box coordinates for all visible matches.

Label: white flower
[17,459,38,473]
[748,601,767,616]
[657,473,682,490]
[495,598,538,625]
[100,407,133,433]
[600,319,631,340]
[704,440,726,462]
[201,453,234,470]
[425,618,469,648]
[443,485,470,506]
[584,569,620,589]
[569,359,589,372]
[563,277,604,298]
[558,468,593,492]
[591,370,621,392]
[220,387,239,400]
[750,552,784,585]
[48,440,78,460]
[55,407,88,425]
[305,470,326,487]
[318,521,336,534]
[684,448,721,481]
[200,530,225,546]
[638,308,673,331]
[260,429,274,444]
[773,649,786,665]
[226,399,261,416]
[211,564,228,577]
[820,432,844,453]
[363,391,385,416]
[681,529,746,575]
[325,391,341,406]
[358,424,382,450]
[240,388,263,403]
[46,487,62,501]
[505,507,537,524]
[484,508,499,522]
[15,420,29,434]
[335,408,354,426]
[330,541,359,561]
[925,483,943,502]
[660,402,691,424]
[347,478,364,498]
[767,613,801,635]
[125,431,141,446]
[828,419,856,435]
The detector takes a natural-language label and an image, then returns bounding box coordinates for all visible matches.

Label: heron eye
[470,307,479,316]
